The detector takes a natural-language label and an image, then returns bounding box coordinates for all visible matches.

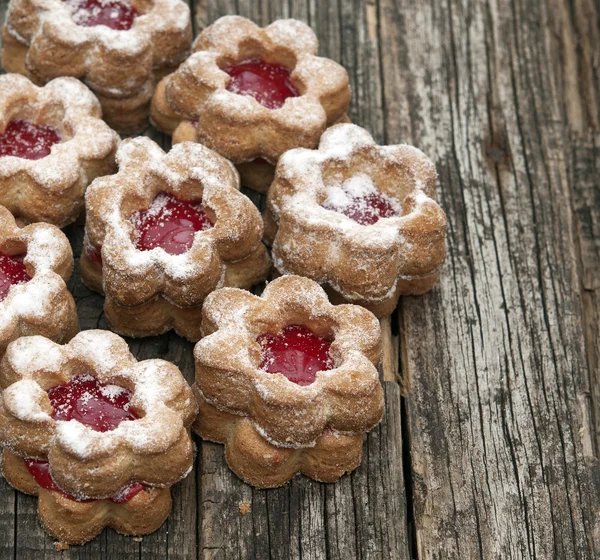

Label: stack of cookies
[0,5,447,546]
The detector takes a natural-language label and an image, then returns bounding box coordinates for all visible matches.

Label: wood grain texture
[0,0,598,558]
[377,0,600,557]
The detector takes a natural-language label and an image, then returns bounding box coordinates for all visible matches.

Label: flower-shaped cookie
[193,275,384,478]
[0,205,79,359]
[0,74,119,227]
[2,0,192,132]
[151,16,351,192]
[266,124,447,317]
[2,450,173,544]
[81,137,270,340]
[0,330,198,501]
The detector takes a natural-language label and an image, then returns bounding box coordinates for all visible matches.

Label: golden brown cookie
[151,16,351,192]
[81,137,270,340]
[0,74,119,227]
[266,124,447,317]
[193,275,384,487]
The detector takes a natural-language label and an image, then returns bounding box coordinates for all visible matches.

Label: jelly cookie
[81,137,270,340]
[151,16,351,193]
[0,330,197,544]
[2,0,192,132]
[0,74,119,227]
[193,275,384,487]
[0,205,78,360]
[265,124,447,317]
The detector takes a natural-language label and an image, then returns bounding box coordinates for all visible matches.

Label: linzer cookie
[0,205,78,361]
[2,0,192,132]
[81,137,270,340]
[193,274,384,488]
[0,74,119,227]
[151,16,351,193]
[265,123,447,317]
[0,330,197,544]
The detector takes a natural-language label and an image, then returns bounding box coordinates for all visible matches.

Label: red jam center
[0,120,60,160]
[131,192,213,256]
[64,0,138,30]
[322,175,400,226]
[24,376,144,503]
[327,191,399,225]
[224,58,299,110]
[24,459,145,503]
[48,374,139,433]
[257,325,333,386]
[0,254,30,303]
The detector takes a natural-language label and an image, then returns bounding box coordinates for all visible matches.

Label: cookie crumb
[54,541,69,551]
[133,536,143,542]
[239,500,251,515]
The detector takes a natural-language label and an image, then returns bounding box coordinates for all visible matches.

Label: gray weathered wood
[572,133,600,458]
[378,0,600,557]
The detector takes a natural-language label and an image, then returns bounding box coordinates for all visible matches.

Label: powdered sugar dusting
[6,336,66,375]
[70,330,130,375]
[99,383,127,400]
[323,174,402,226]
[24,225,68,271]
[3,379,51,422]
[56,419,117,458]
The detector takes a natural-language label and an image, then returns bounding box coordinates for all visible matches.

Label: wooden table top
[0,0,598,558]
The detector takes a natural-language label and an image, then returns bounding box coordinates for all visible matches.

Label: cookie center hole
[257,325,333,386]
[224,58,299,110]
[64,0,138,30]
[48,374,139,432]
[24,459,146,503]
[0,120,61,161]
[0,253,30,303]
[131,192,213,256]
[322,173,401,225]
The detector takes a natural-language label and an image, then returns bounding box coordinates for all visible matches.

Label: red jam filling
[257,325,333,386]
[0,254,30,303]
[23,375,146,503]
[322,176,400,226]
[327,191,399,225]
[48,374,139,432]
[0,120,60,160]
[224,58,299,110]
[64,0,138,30]
[24,459,145,503]
[131,192,213,256]
[86,243,102,264]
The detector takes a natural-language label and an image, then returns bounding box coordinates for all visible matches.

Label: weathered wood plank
[378,0,600,557]
[572,133,600,460]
